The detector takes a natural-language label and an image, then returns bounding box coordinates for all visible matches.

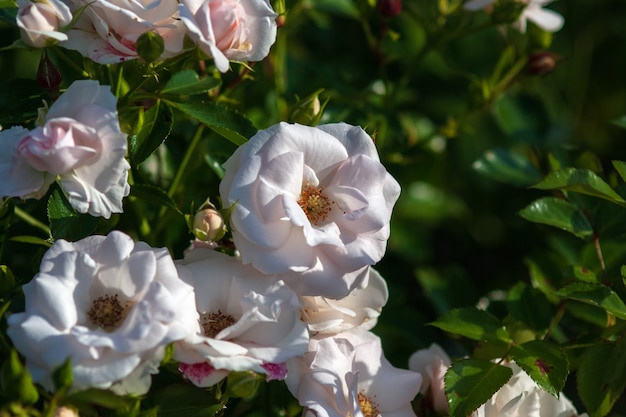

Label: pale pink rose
[473,362,583,417]
[179,0,277,72]
[61,0,185,63]
[219,122,401,299]
[285,329,422,417]
[16,0,72,48]
[6,231,199,395]
[173,248,309,387]
[300,268,389,335]
[464,0,564,33]
[0,80,130,218]
[408,343,451,415]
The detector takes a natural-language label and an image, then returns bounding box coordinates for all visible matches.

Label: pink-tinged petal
[262,362,288,381]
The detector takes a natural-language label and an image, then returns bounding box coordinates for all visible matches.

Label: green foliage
[518,197,594,239]
[444,359,513,417]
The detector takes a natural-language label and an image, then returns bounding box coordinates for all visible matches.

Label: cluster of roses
[2,75,425,415]
[16,0,278,72]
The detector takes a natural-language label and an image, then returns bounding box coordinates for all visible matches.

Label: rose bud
[527,51,561,76]
[376,0,402,18]
[16,0,72,48]
[136,31,165,63]
[193,208,226,242]
[37,50,62,96]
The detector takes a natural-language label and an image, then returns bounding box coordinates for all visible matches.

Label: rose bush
[219,122,401,299]
[178,0,277,72]
[0,80,130,218]
[6,231,198,395]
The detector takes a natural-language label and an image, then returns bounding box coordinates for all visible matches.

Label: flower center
[87,294,130,331]
[201,310,237,338]
[358,391,380,417]
[298,184,332,225]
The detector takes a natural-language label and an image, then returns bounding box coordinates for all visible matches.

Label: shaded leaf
[506,282,552,332]
[510,340,568,396]
[47,188,101,242]
[556,282,626,320]
[532,168,625,205]
[612,116,626,130]
[445,359,513,417]
[167,99,257,146]
[0,349,39,405]
[160,69,221,97]
[149,384,225,417]
[519,197,593,239]
[430,307,510,343]
[128,100,173,165]
[130,184,182,215]
[578,339,626,417]
[472,148,542,186]
[612,160,626,183]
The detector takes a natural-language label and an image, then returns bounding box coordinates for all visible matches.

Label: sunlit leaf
[160,69,221,97]
[612,160,626,183]
[519,197,593,239]
[532,168,626,205]
[445,359,513,417]
[167,99,257,146]
[129,100,173,165]
[510,340,568,396]
[556,282,626,320]
[430,307,511,343]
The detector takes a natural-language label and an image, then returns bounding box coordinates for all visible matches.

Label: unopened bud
[136,31,164,63]
[376,0,402,18]
[37,50,62,96]
[289,89,325,126]
[526,51,561,76]
[193,208,226,242]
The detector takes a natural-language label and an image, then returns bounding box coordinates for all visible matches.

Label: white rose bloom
[219,122,401,299]
[61,0,185,63]
[0,80,130,218]
[178,0,277,72]
[464,0,564,33]
[473,362,583,417]
[408,343,451,415]
[16,0,72,48]
[286,329,422,417]
[300,267,388,335]
[173,247,309,387]
[6,231,198,395]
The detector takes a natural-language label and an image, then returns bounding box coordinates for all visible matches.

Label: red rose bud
[527,51,562,76]
[37,50,62,96]
[376,0,402,18]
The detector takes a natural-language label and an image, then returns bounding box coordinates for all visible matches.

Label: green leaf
[472,148,542,186]
[518,197,593,239]
[429,307,511,343]
[167,99,257,146]
[556,282,626,320]
[0,265,15,296]
[52,359,73,392]
[506,282,552,332]
[532,168,626,205]
[612,115,626,130]
[149,384,225,417]
[130,184,182,215]
[128,100,173,165]
[65,388,140,414]
[0,350,39,405]
[612,160,626,183]
[567,265,598,283]
[226,371,264,399]
[578,339,626,417]
[160,69,221,97]
[445,359,513,417]
[47,188,102,242]
[510,340,568,396]
[9,235,52,247]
